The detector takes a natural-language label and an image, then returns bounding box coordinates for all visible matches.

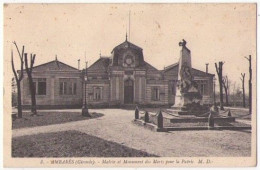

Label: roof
[143,61,161,74]
[163,62,215,77]
[31,59,79,72]
[112,40,142,52]
[87,57,111,71]
[164,62,179,70]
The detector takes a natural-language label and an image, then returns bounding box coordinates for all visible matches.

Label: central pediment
[111,40,144,67]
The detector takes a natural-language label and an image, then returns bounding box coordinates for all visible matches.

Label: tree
[240,73,246,108]
[231,82,237,107]
[245,55,252,114]
[215,61,224,110]
[222,76,230,106]
[24,53,37,115]
[12,77,18,106]
[11,42,24,118]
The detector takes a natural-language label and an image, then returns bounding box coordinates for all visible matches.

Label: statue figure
[179,39,187,47]
[180,62,192,81]
[177,62,199,94]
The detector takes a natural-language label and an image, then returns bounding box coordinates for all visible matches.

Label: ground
[12,131,156,157]
[12,111,104,129]
[12,107,251,157]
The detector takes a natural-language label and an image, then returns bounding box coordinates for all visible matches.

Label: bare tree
[24,53,37,115]
[240,73,246,108]
[231,81,236,106]
[222,75,229,106]
[215,61,224,110]
[11,42,24,118]
[245,55,252,114]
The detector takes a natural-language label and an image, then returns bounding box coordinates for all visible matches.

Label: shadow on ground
[12,130,158,157]
[12,112,104,129]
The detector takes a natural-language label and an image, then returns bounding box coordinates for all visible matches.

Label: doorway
[124,79,134,104]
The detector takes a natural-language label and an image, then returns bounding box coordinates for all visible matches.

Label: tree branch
[245,56,249,61]
[24,53,29,75]
[13,41,24,61]
[18,56,24,82]
[11,49,18,82]
[28,53,36,72]
[215,63,219,75]
[13,41,25,81]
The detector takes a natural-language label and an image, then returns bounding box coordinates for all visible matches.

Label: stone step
[167,109,194,116]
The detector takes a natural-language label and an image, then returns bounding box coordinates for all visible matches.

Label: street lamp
[82,62,91,117]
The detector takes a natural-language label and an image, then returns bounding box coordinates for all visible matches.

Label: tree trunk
[222,76,229,106]
[242,83,245,108]
[215,62,224,110]
[28,74,37,115]
[11,44,24,118]
[219,77,224,110]
[241,73,246,108]
[245,55,252,114]
[16,83,22,118]
[224,86,228,106]
[249,55,252,114]
[249,82,252,113]
[24,53,37,115]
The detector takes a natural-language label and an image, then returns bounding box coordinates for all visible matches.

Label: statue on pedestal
[173,40,206,114]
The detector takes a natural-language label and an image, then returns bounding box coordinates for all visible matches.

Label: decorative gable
[32,60,79,72]
[111,40,144,67]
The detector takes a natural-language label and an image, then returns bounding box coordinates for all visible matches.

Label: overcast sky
[4,4,256,92]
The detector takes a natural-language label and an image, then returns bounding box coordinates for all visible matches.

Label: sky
[4,3,256,93]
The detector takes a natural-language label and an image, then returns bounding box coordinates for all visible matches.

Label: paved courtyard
[12,109,251,157]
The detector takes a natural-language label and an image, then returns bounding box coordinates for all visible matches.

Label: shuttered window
[93,87,102,101]
[152,87,160,101]
[30,78,47,95]
[59,78,77,95]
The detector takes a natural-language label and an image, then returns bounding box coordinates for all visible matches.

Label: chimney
[78,59,80,70]
[206,63,209,73]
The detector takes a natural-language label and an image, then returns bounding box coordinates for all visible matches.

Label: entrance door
[124,79,134,104]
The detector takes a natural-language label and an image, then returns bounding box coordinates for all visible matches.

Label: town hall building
[19,37,214,109]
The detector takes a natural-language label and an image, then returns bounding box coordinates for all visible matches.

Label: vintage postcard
[3,3,257,167]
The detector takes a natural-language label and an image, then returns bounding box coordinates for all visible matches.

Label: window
[152,87,160,101]
[93,87,102,101]
[38,81,46,95]
[196,80,208,95]
[68,82,76,95]
[59,78,77,95]
[60,82,67,95]
[32,78,46,95]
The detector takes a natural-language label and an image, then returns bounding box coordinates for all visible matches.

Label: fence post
[208,112,214,129]
[135,106,139,120]
[228,110,232,117]
[157,109,163,129]
[144,111,149,123]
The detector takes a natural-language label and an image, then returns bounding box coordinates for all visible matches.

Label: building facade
[85,38,214,107]
[19,38,214,108]
[20,59,83,109]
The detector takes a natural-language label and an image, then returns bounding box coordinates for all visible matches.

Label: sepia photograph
[3,2,257,167]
